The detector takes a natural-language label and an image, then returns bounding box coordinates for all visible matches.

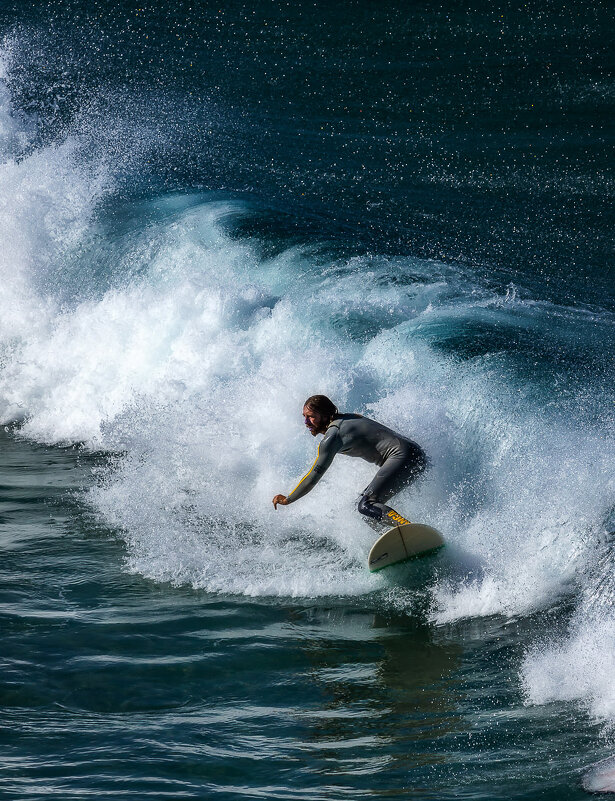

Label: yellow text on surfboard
[386,510,411,526]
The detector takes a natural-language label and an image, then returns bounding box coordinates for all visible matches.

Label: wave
[1,47,614,729]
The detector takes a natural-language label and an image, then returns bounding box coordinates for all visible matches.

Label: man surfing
[272,395,427,523]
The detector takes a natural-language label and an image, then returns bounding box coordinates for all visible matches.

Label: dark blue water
[0,1,614,798]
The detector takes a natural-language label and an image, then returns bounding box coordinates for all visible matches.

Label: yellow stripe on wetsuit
[288,442,322,499]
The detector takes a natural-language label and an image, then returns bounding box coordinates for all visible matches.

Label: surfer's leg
[358,447,428,521]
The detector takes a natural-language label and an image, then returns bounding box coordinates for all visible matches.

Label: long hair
[303,395,339,422]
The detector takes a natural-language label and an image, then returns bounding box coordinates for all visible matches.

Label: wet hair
[303,395,339,421]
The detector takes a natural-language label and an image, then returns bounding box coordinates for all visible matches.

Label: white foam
[583,755,615,794]
[523,616,615,722]
[521,525,615,729]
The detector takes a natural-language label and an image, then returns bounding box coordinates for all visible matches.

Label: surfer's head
[302,395,338,436]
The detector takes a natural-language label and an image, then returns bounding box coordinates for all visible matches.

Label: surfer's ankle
[358,495,383,521]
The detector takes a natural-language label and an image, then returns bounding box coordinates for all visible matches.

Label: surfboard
[368,519,444,572]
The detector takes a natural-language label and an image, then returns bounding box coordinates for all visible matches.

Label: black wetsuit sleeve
[286,429,342,503]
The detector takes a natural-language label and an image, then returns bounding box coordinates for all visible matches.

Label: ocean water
[1,1,614,798]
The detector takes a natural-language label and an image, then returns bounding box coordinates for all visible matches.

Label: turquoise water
[1,1,614,797]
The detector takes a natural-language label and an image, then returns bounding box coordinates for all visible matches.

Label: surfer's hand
[273,494,289,509]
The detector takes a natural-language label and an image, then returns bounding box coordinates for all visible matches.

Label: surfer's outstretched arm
[272,428,342,508]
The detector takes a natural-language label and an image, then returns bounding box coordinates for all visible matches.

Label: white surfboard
[368,522,444,572]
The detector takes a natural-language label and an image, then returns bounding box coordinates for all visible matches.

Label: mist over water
[0,3,614,796]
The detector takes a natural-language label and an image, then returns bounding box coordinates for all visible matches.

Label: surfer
[272,395,427,522]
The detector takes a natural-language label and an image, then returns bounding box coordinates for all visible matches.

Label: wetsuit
[286,414,427,521]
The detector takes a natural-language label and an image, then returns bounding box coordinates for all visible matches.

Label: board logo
[386,510,410,525]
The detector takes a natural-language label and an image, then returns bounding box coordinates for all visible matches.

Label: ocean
[0,0,614,798]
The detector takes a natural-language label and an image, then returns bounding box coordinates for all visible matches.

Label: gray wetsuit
[286,414,427,519]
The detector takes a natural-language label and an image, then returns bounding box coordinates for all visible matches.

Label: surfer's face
[303,406,327,436]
